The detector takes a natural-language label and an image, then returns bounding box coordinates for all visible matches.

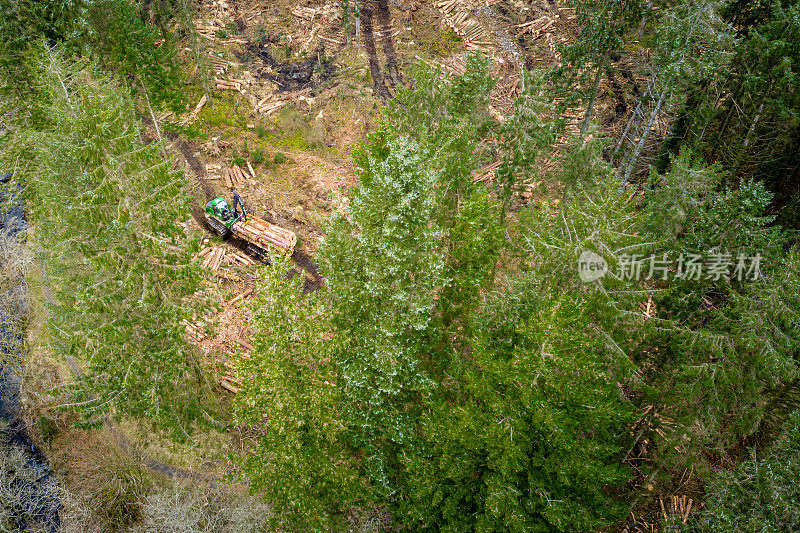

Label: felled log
[202,249,218,269]
[227,288,255,307]
[215,270,242,282]
[257,100,288,115]
[232,216,297,256]
[289,6,318,20]
[219,380,239,393]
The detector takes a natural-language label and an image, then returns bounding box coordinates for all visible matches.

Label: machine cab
[205,197,233,224]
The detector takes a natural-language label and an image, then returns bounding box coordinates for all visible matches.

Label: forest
[0,0,798,530]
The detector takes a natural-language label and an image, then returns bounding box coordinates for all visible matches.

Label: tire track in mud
[376,0,403,86]
[361,0,393,100]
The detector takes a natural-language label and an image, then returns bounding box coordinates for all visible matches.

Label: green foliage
[647,245,800,457]
[383,54,495,213]
[399,285,635,532]
[635,150,798,463]
[0,0,84,88]
[389,138,643,531]
[645,151,784,263]
[196,98,248,132]
[273,152,287,164]
[251,148,266,164]
[688,411,800,532]
[86,0,186,112]
[2,49,210,436]
[234,258,361,531]
[322,134,444,494]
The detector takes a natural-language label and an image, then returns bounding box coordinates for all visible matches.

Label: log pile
[434,0,494,53]
[197,247,252,283]
[180,95,207,125]
[289,6,319,20]
[195,20,224,39]
[413,54,466,77]
[200,246,226,270]
[228,252,255,267]
[233,216,297,256]
[472,160,502,183]
[254,89,311,115]
[205,163,222,179]
[515,17,554,39]
[222,163,252,189]
[659,495,694,524]
[214,76,248,93]
[210,57,229,75]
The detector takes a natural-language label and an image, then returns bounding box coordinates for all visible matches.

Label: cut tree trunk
[622,89,668,188]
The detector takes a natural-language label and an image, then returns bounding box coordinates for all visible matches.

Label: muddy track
[361,0,392,100]
[244,44,336,92]
[376,0,403,86]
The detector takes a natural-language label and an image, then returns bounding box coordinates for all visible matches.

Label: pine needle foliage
[1,48,210,437]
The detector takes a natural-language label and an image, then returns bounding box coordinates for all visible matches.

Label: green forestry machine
[204,191,297,262]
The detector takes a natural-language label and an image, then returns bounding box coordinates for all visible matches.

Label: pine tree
[1,48,208,435]
[234,258,361,531]
[321,133,445,496]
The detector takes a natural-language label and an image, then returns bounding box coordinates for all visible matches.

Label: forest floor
[163,0,649,402]
[25,0,667,528]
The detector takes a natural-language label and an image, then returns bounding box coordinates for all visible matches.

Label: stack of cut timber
[258,99,287,115]
[195,20,223,39]
[209,57,229,74]
[515,17,554,39]
[233,216,297,256]
[254,88,311,115]
[205,163,222,180]
[215,76,247,92]
[232,251,255,266]
[472,160,502,183]
[435,0,494,52]
[445,55,467,76]
[562,107,584,135]
[414,54,466,77]
[289,6,318,20]
[223,164,249,189]
[202,247,226,270]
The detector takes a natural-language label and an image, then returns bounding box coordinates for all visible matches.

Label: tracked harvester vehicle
[204,191,297,262]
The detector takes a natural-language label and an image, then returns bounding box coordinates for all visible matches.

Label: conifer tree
[1,49,207,435]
